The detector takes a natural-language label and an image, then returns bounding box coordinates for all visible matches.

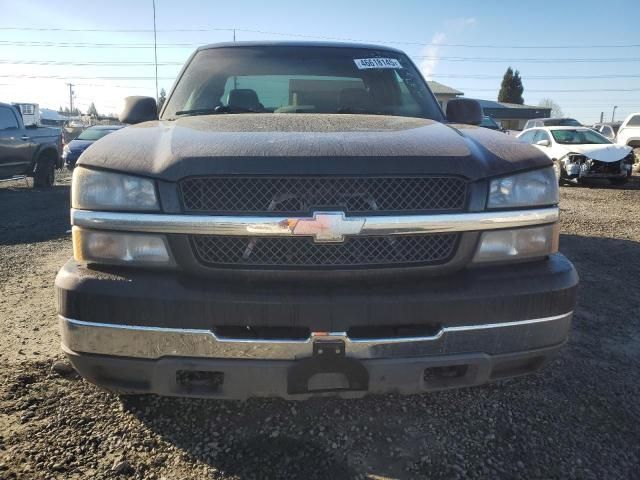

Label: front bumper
[64,343,566,400]
[56,254,578,398]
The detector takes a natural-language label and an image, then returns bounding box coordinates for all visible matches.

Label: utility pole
[152,0,159,104]
[66,83,74,114]
[233,29,238,89]
[612,105,618,122]
[599,112,604,123]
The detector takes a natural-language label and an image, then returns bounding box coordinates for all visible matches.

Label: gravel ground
[1,171,639,479]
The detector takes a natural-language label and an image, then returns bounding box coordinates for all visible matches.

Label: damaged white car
[518,126,634,185]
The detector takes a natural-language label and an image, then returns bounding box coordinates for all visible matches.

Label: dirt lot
[1,171,639,479]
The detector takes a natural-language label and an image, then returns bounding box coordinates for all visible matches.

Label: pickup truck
[0,102,62,187]
[55,42,578,399]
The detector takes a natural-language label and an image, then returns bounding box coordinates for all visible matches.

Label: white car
[517,126,634,185]
[616,113,640,153]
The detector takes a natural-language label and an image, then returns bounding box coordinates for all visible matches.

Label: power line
[467,88,640,92]
[0,60,183,66]
[0,74,174,80]
[411,55,640,63]
[0,40,196,48]
[0,25,639,49]
[430,73,640,80]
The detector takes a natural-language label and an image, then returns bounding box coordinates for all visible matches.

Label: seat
[338,88,371,112]
[227,89,263,112]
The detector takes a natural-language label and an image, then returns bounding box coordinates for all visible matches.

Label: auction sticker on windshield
[354,58,403,69]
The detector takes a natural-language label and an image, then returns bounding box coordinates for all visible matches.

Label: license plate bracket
[287,340,369,394]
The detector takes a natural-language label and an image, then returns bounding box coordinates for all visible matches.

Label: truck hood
[79,114,550,181]
[560,143,632,162]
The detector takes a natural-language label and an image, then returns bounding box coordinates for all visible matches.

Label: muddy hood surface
[79,114,551,182]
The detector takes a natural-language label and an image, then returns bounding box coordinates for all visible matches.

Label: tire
[33,154,55,189]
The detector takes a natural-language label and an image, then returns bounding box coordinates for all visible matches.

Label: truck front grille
[190,234,458,269]
[179,176,467,214]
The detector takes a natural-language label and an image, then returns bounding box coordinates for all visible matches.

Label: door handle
[21,135,30,141]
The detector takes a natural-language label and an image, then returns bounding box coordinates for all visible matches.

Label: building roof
[427,81,464,96]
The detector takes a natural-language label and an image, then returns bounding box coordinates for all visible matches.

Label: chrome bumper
[70,207,559,238]
[60,312,573,361]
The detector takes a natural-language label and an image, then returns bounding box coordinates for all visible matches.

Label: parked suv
[55,42,578,399]
[616,113,640,156]
[592,122,622,141]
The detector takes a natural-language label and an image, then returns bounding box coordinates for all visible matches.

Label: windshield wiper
[173,105,262,118]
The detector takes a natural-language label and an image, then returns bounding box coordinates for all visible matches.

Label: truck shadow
[0,184,71,246]
[118,233,640,479]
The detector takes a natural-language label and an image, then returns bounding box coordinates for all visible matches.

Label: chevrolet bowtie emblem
[289,212,365,243]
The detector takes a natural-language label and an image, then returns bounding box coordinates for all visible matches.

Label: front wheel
[33,155,55,188]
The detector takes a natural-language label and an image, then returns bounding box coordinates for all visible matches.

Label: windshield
[544,118,581,127]
[162,46,443,121]
[551,129,612,145]
[77,128,117,141]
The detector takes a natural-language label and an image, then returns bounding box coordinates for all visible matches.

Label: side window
[533,130,551,143]
[627,115,640,127]
[602,126,614,138]
[0,107,19,130]
[519,130,536,143]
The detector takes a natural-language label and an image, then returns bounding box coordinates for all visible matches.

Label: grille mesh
[180,176,467,214]
[191,234,458,269]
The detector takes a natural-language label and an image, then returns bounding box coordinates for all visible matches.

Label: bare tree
[538,98,564,117]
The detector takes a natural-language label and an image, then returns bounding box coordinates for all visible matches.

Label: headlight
[73,227,173,266]
[472,224,559,264]
[72,167,159,211]
[488,167,558,209]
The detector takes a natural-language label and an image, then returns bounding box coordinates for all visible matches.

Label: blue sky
[1,0,639,123]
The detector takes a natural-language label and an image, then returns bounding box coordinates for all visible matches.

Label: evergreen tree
[498,67,524,104]
[87,102,99,117]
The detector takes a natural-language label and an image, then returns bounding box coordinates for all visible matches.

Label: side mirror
[535,139,551,147]
[446,98,483,125]
[119,96,158,124]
